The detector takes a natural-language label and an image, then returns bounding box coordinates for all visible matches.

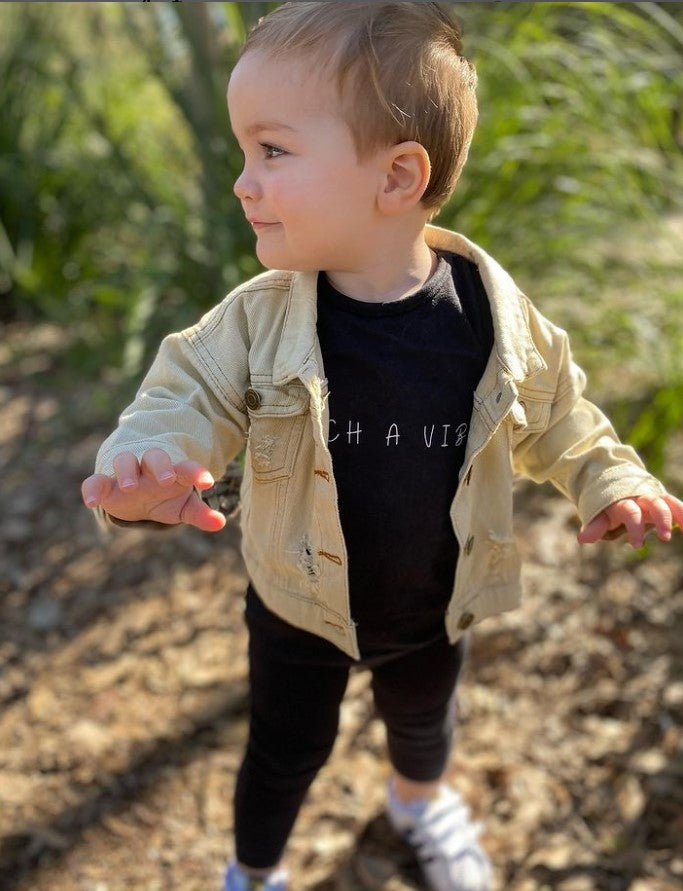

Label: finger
[662,493,683,532]
[179,491,226,532]
[81,474,114,508]
[174,460,216,491]
[140,448,177,487]
[577,512,611,544]
[637,496,673,542]
[616,500,644,548]
[113,452,141,492]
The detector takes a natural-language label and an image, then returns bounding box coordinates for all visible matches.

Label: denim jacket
[95,226,665,658]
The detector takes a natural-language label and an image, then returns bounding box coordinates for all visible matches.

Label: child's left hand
[578,493,683,548]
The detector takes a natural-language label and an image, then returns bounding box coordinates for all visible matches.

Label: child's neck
[324,231,437,304]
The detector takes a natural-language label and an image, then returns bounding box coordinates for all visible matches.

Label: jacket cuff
[577,464,667,526]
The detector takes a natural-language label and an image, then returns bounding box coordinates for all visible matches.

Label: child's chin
[255,243,287,270]
[255,245,310,273]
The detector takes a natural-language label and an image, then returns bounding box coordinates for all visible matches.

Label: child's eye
[261,143,286,160]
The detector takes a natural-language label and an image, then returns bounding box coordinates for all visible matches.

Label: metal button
[458,611,475,630]
[464,534,474,555]
[245,388,262,411]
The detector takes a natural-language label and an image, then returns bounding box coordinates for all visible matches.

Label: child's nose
[233,168,259,201]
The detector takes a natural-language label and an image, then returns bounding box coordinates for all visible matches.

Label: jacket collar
[425,226,546,381]
[272,224,546,386]
[272,269,319,386]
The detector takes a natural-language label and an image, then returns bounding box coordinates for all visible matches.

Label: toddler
[82,4,682,890]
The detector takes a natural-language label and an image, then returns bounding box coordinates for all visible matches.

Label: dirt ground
[0,324,682,891]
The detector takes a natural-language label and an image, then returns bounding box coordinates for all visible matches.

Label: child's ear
[377,141,431,215]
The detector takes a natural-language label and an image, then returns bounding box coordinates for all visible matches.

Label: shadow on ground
[1,324,681,891]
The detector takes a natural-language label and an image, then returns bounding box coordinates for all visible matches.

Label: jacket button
[464,534,474,555]
[458,611,475,630]
[245,388,262,411]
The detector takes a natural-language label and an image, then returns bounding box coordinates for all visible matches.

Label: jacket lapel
[272,270,320,386]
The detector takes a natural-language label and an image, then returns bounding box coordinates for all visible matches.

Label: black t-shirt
[316,250,494,653]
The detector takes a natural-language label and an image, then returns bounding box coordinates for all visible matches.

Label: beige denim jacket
[96,226,665,658]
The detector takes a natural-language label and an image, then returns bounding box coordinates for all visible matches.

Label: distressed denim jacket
[95,226,665,658]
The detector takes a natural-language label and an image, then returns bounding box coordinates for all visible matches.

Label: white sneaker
[223,861,289,891]
[386,782,492,891]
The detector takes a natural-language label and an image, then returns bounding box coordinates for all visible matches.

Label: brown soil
[1,324,682,891]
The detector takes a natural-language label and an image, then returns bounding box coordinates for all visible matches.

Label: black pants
[234,586,467,869]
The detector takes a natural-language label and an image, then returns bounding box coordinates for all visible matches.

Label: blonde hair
[240,1,478,211]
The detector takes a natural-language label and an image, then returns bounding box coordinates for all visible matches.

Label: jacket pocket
[509,391,552,446]
[246,384,309,482]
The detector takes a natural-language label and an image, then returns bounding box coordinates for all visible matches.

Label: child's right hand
[81,448,226,532]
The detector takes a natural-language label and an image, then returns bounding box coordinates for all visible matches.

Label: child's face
[228,50,386,273]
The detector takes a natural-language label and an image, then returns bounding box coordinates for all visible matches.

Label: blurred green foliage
[447,2,683,267]
[0,2,278,374]
[0,1,681,476]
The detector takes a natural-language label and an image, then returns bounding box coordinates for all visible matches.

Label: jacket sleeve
[511,298,666,526]
[95,302,250,494]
